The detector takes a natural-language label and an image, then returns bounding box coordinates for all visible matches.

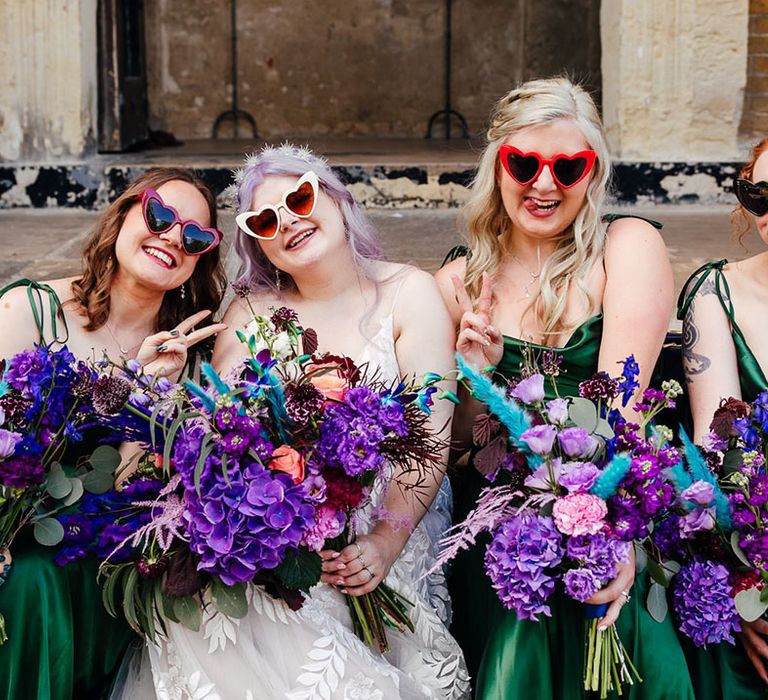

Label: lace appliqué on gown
[118,315,468,700]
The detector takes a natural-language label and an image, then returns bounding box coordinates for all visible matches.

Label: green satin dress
[446,221,694,698]
[676,261,765,700]
[0,280,136,700]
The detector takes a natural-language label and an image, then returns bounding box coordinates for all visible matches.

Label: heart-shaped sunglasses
[734,178,768,217]
[236,171,319,240]
[140,188,223,256]
[498,145,597,189]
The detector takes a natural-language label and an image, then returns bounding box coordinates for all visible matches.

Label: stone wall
[601,0,748,162]
[144,0,601,140]
[0,0,97,163]
[741,0,768,145]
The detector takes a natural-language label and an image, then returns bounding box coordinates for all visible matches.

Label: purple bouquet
[647,393,768,648]
[435,354,681,698]
[0,344,118,643]
[63,307,447,650]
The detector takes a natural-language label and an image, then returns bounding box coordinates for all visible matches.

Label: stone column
[601,0,749,161]
[0,0,98,162]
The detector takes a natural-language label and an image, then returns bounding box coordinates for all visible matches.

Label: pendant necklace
[104,321,143,356]
[510,245,542,299]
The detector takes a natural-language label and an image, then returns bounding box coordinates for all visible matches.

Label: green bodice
[677,259,767,404]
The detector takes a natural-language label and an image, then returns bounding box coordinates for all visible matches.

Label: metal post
[212,0,258,138]
[426,0,469,139]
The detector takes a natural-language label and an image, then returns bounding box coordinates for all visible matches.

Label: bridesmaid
[435,77,694,698]
[677,137,768,697]
[0,167,226,699]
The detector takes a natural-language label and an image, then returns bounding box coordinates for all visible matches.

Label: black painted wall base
[0,161,742,210]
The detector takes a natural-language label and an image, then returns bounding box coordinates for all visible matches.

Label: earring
[275,269,282,291]
[179,284,186,301]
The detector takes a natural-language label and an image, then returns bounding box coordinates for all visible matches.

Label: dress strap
[676,260,733,324]
[0,279,69,345]
[388,276,409,316]
[602,213,663,230]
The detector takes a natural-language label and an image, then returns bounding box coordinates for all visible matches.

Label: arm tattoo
[682,278,717,381]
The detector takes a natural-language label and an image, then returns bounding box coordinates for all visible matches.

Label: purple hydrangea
[484,512,564,620]
[672,560,740,647]
[315,386,407,477]
[173,426,316,586]
[566,531,630,582]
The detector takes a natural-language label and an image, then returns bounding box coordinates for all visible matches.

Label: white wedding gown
[115,313,469,700]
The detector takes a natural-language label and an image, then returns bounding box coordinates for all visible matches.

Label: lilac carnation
[681,480,715,507]
[557,427,597,459]
[563,568,602,602]
[484,512,563,620]
[510,374,545,404]
[520,424,557,456]
[672,561,740,647]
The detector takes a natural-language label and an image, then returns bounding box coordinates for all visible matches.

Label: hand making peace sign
[451,272,504,372]
[137,310,227,379]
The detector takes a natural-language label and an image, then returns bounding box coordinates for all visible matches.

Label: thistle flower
[92,375,132,415]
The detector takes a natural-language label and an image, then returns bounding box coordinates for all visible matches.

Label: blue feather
[183,380,216,412]
[678,427,732,529]
[200,362,233,398]
[590,453,632,499]
[455,354,539,466]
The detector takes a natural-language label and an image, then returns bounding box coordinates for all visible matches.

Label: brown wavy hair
[70,168,227,331]
[732,137,768,244]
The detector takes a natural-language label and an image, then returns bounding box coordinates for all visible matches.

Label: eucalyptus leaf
[734,587,768,622]
[761,586,768,604]
[664,561,681,576]
[33,517,65,546]
[731,531,752,567]
[594,417,615,440]
[646,581,669,623]
[568,397,598,433]
[174,595,202,632]
[46,465,73,500]
[82,469,115,494]
[211,581,248,619]
[634,545,648,573]
[89,445,122,473]
[722,449,744,474]
[646,558,669,587]
[62,477,84,507]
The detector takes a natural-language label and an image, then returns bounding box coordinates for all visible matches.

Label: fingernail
[336,579,345,586]
[597,625,607,632]
[170,330,180,337]
[157,345,167,352]
[340,589,347,594]
[0,554,5,563]
[330,552,340,559]
[336,563,345,570]
[484,340,490,347]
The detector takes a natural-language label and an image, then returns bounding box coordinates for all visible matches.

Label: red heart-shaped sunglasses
[498,145,597,189]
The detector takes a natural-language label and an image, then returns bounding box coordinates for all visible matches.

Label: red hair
[732,137,768,244]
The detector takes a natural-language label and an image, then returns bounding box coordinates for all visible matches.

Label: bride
[120,144,469,700]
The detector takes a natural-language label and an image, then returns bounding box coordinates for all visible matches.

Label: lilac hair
[233,146,384,296]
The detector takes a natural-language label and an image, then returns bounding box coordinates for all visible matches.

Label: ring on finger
[620,589,631,603]
[353,541,362,558]
[358,555,367,568]
[364,566,374,582]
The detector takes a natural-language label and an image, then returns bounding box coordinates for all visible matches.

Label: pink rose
[552,493,607,536]
[308,363,348,403]
[270,445,305,484]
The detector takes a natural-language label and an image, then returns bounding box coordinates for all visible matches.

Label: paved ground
[0,204,753,327]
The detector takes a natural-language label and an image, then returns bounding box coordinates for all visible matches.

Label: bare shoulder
[0,276,77,355]
[433,257,466,323]
[604,217,668,275]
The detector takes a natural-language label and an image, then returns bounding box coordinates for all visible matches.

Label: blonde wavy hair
[463,77,611,342]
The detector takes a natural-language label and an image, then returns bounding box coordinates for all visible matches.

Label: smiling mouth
[525,197,561,212]
[286,228,316,250]
[143,246,177,268]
